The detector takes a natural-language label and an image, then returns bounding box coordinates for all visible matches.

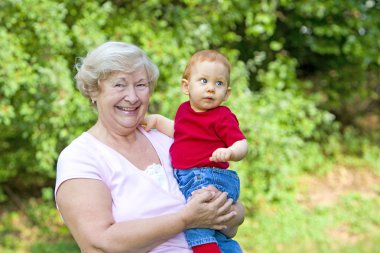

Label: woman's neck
[88,120,139,147]
[88,121,160,170]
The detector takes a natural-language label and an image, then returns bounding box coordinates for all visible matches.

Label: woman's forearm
[94,213,187,253]
[95,191,236,253]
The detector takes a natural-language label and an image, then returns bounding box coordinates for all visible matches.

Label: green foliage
[275,0,380,125]
[0,197,76,252]
[1,1,379,253]
[336,127,380,171]
[0,0,379,210]
[231,53,337,205]
[0,0,95,192]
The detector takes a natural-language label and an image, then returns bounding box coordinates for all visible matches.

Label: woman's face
[94,67,150,133]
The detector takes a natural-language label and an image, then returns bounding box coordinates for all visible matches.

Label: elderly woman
[55,41,244,253]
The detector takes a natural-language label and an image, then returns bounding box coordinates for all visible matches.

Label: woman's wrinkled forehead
[108,68,148,82]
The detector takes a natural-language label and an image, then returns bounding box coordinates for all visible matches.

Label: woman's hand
[179,186,237,231]
[187,185,245,238]
[220,201,245,238]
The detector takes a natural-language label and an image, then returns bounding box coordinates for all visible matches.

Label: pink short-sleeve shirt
[55,128,191,253]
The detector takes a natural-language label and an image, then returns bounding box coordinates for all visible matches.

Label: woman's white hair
[75,41,159,99]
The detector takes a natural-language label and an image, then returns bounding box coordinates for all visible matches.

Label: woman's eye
[136,83,148,89]
[216,81,223,86]
[200,78,208,84]
[115,83,124,87]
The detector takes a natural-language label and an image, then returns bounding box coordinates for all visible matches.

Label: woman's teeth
[117,106,136,111]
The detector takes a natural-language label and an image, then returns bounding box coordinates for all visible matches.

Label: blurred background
[0,0,379,252]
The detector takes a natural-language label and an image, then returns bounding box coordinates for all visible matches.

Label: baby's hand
[141,114,158,131]
[210,148,233,162]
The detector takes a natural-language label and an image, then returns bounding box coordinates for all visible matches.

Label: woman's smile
[116,105,139,113]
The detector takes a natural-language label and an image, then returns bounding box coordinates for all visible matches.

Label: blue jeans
[174,167,242,253]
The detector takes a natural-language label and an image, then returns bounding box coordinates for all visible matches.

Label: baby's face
[186,61,230,112]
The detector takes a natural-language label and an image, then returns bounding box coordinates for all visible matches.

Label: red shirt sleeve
[215,107,246,147]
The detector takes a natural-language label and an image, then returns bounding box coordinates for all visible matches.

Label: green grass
[236,192,380,253]
[30,241,81,253]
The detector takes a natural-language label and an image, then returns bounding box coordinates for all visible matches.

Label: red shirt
[170,101,246,169]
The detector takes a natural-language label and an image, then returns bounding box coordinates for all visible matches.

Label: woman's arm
[56,178,235,253]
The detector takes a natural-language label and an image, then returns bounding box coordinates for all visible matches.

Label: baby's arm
[210,139,248,162]
[142,114,174,138]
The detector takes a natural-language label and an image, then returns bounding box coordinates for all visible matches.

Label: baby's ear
[181,79,190,95]
[223,87,232,101]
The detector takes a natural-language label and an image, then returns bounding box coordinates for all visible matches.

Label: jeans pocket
[175,170,199,199]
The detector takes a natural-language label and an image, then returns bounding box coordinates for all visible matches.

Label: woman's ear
[181,79,190,95]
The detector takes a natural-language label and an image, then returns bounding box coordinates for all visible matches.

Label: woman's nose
[123,87,139,103]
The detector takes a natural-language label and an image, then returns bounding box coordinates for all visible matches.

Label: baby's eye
[216,81,223,86]
[200,78,208,84]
